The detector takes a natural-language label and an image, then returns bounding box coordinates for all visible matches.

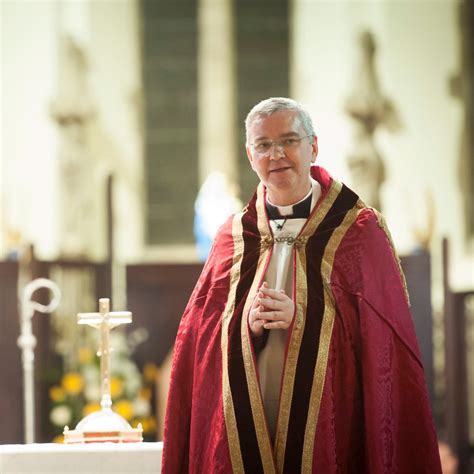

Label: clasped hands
[248,282,295,337]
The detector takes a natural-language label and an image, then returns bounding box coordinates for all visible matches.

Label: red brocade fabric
[313,210,441,473]
[162,167,441,474]
[162,226,236,473]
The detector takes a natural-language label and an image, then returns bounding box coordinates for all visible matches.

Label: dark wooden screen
[443,238,474,473]
[0,261,22,444]
[126,263,203,369]
[400,251,435,409]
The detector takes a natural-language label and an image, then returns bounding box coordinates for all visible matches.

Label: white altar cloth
[0,441,163,474]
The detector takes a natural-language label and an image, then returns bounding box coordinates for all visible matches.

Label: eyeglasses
[250,135,313,156]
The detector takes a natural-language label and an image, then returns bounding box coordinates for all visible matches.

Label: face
[246,110,318,206]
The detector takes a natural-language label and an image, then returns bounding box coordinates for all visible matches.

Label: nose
[268,142,285,160]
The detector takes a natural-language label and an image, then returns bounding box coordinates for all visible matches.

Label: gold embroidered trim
[241,256,275,473]
[260,235,273,249]
[373,208,410,306]
[221,213,246,474]
[299,179,343,240]
[301,204,361,472]
[274,248,308,471]
[274,178,343,472]
[239,184,277,473]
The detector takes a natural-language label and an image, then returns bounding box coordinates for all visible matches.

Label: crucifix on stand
[63,298,143,443]
[79,298,131,410]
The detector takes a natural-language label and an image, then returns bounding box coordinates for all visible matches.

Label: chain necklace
[275,218,288,231]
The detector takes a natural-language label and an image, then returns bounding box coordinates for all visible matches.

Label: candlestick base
[63,408,143,443]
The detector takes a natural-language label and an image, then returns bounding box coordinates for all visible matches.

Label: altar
[0,442,163,473]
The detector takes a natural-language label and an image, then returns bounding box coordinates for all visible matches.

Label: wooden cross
[78,298,132,410]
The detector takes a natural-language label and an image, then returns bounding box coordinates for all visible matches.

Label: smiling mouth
[269,166,291,173]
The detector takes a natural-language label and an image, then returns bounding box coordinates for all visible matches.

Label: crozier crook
[17,278,61,443]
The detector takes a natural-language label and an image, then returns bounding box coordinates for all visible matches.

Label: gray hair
[245,97,316,144]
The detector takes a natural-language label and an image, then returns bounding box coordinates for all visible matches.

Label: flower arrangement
[48,330,158,442]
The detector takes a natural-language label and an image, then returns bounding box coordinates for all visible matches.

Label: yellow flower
[139,387,152,401]
[78,347,94,364]
[114,400,133,421]
[52,434,64,444]
[61,372,84,395]
[83,402,101,417]
[110,377,124,399]
[143,363,158,384]
[49,385,65,403]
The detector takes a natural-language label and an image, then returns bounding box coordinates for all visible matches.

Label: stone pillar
[198,0,237,186]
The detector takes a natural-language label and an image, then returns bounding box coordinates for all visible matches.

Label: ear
[311,135,319,163]
[246,146,257,171]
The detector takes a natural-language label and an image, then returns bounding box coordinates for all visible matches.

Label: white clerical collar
[266,179,321,217]
[267,185,313,217]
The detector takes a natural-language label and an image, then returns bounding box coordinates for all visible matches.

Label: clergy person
[162,98,442,473]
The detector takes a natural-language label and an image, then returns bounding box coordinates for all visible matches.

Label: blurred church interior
[1,0,473,472]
